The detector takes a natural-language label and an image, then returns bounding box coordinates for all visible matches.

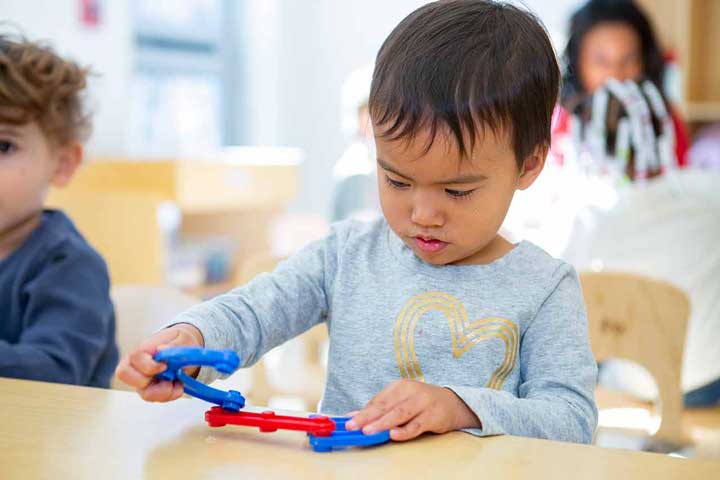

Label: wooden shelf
[638,0,720,129]
[47,157,300,285]
[683,102,720,123]
[61,157,299,213]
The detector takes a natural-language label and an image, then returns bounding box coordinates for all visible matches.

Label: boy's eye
[385,175,410,189]
[0,141,17,154]
[445,188,476,199]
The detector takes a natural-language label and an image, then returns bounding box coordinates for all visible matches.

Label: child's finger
[166,380,185,401]
[389,414,427,441]
[362,398,419,434]
[129,350,166,377]
[138,328,182,354]
[346,402,386,430]
[157,329,194,349]
[115,362,154,390]
[346,391,404,430]
[138,379,177,402]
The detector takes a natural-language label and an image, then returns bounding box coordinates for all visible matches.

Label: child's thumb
[156,325,202,351]
[156,334,186,351]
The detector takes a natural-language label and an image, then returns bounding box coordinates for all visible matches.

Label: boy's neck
[0,211,43,261]
[451,234,517,266]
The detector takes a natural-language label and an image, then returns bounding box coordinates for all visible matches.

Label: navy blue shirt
[0,209,119,387]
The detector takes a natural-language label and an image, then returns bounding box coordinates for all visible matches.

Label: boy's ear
[51,142,83,188]
[516,143,548,190]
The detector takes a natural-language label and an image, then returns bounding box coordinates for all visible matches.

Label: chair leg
[652,367,690,445]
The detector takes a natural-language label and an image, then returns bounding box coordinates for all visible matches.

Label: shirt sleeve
[0,245,116,386]
[446,265,598,444]
[172,223,344,384]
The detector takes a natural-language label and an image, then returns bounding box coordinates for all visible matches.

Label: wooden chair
[579,271,690,444]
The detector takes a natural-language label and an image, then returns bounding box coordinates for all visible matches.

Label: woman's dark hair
[561,0,665,106]
[369,0,560,167]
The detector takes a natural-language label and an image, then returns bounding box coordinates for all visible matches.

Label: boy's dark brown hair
[0,33,91,145]
[369,0,560,167]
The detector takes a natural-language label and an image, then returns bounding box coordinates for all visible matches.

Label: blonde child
[0,34,118,387]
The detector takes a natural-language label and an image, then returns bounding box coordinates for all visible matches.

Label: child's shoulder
[328,216,387,244]
[20,209,108,276]
[508,240,578,284]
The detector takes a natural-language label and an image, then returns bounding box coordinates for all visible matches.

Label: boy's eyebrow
[0,128,21,139]
[377,157,413,180]
[377,157,488,185]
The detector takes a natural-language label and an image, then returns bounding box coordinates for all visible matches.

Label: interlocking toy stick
[154,347,392,452]
[205,406,336,436]
[154,347,245,411]
[307,416,392,452]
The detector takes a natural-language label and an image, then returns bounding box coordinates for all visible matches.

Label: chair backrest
[564,171,720,393]
[111,285,199,390]
[579,271,690,443]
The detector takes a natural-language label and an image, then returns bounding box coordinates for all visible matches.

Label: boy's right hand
[115,323,204,402]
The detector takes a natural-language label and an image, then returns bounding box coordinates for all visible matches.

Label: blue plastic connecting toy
[154,347,245,411]
[154,346,392,452]
[307,416,391,452]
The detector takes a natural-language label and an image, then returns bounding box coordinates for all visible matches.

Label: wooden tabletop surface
[1,378,718,479]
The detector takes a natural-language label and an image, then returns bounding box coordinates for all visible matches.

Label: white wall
[276,0,428,216]
[2,0,132,156]
[4,0,584,215]
[237,0,584,216]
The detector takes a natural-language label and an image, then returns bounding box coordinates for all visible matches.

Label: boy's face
[375,126,544,265]
[0,121,81,238]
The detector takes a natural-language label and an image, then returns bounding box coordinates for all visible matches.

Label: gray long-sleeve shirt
[175,219,598,443]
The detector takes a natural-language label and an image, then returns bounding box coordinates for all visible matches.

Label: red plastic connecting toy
[205,407,336,436]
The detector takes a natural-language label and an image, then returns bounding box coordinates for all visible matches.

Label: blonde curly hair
[0,33,92,145]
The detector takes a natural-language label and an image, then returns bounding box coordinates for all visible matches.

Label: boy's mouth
[413,236,448,253]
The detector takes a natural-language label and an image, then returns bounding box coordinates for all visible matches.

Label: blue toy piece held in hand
[154,347,245,412]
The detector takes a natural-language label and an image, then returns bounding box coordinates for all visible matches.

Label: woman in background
[553,0,689,172]
[555,0,720,408]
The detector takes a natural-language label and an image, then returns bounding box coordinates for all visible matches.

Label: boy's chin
[411,247,454,266]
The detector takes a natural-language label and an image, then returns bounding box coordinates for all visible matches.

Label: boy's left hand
[345,379,481,441]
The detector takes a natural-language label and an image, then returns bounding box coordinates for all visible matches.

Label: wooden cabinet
[46,156,299,287]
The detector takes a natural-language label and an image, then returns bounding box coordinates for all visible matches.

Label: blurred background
[3,0,719,460]
[2,0,598,294]
[4,0,582,211]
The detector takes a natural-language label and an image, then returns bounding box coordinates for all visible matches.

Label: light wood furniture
[636,0,720,129]
[46,157,299,287]
[580,272,690,444]
[50,158,298,213]
[0,378,717,480]
[45,190,167,285]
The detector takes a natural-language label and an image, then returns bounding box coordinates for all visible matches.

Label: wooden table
[1,378,718,479]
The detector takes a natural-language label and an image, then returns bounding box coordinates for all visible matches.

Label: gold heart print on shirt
[393,291,518,390]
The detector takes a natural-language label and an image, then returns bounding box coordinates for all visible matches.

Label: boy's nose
[410,198,443,228]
